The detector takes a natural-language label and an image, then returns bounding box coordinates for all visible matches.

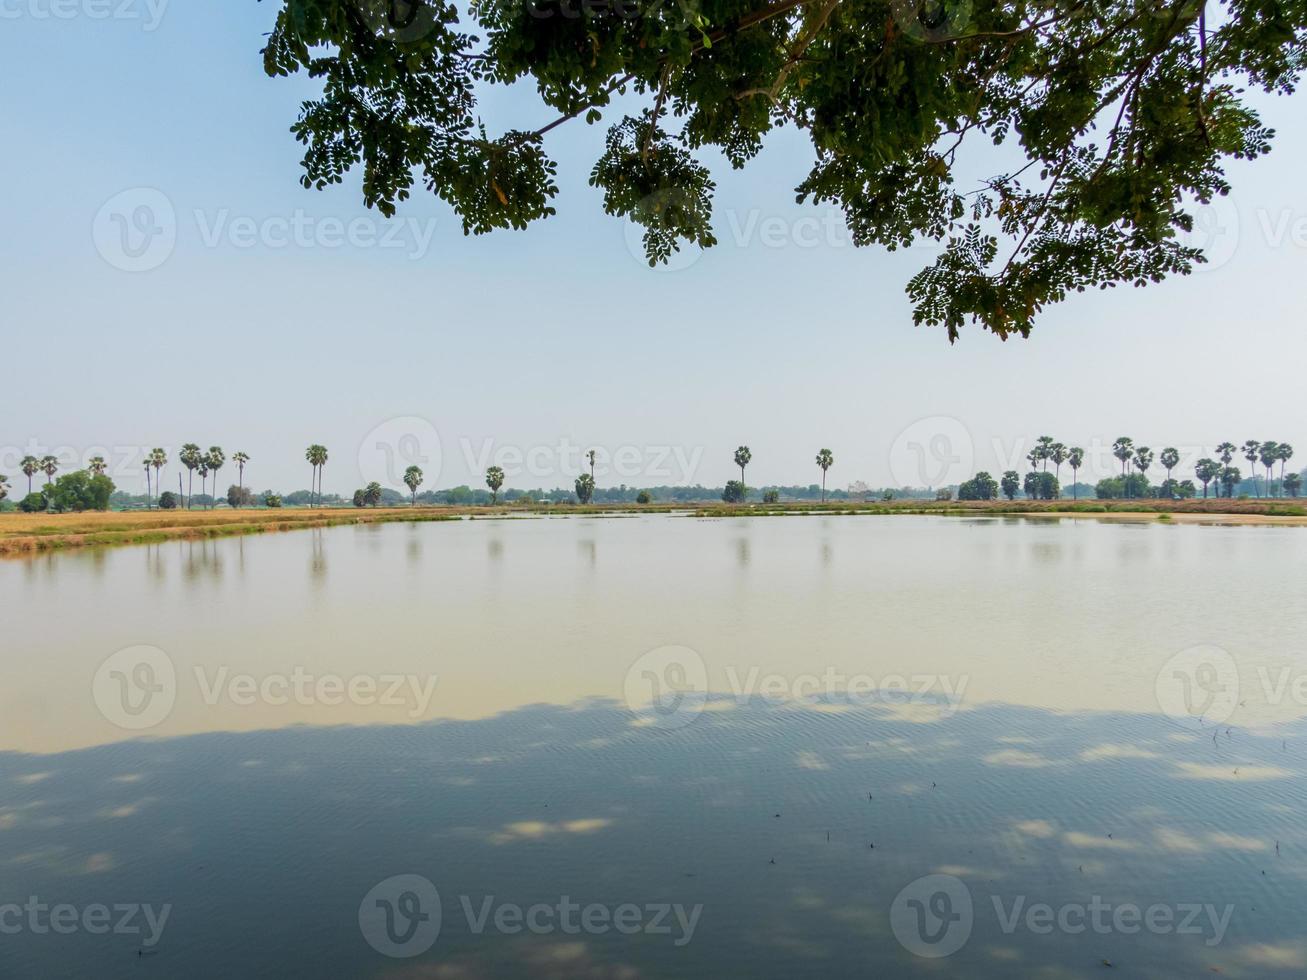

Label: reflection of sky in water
[2,516,1307,976]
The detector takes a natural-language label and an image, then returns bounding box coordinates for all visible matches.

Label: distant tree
[1277,444,1294,493]
[764,489,781,503]
[1067,447,1085,500]
[734,446,752,495]
[935,488,952,502]
[1243,441,1262,496]
[352,488,366,508]
[232,451,250,506]
[1034,436,1055,471]
[1159,448,1180,486]
[48,470,115,513]
[1176,480,1197,499]
[1194,458,1220,499]
[1221,466,1242,499]
[1033,472,1059,500]
[0,474,9,503]
[722,480,746,504]
[227,485,256,508]
[157,490,177,509]
[149,448,167,509]
[636,490,652,504]
[1216,442,1237,468]
[1111,438,1134,482]
[197,455,211,507]
[1049,443,1068,490]
[575,472,595,503]
[20,456,39,495]
[88,455,107,476]
[1284,472,1302,498]
[201,447,223,509]
[1259,441,1280,497]
[586,449,597,485]
[1132,447,1153,498]
[485,465,505,504]
[141,456,153,509]
[18,491,47,513]
[1023,471,1040,499]
[403,465,424,505]
[305,444,329,507]
[363,481,383,507]
[958,472,998,501]
[40,455,58,486]
[180,443,202,508]
[264,493,283,508]
[1000,471,1020,500]
[814,448,833,502]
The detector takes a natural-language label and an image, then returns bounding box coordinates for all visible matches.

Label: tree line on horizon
[956,437,1300,502]
[3,438,1303,514]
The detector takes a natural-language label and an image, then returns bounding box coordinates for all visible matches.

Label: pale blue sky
[3,3,1305,494]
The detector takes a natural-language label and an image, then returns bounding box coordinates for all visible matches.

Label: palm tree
[20,456,38,495]
[180,443,202,508]
[734,446,752,496]
[196,456,210,506]
[305,445,328,507]
[404,465,424,505]
[1035,435,1055,471]
[206,448,225,509]
[1026,449,1042,472]
[1242,440,1261,496]
[232,452,249,506]
[1112,437,1134,480]
[1133,447,1153,492]
[486,465,504,504]
[88,456,107,476]
[1159,447,1179,487]
[1259,441,1279,497]
[1049,443,1068,493]
[40,455,58,486]
[586,449,597,484]
[151,449,166,500]
[142,456,153,508]
[1277,443,1294,495]
[1195,458,1220,499]
[815,448,834,502]
[1067,447,1085,499]
[0,475,10,503]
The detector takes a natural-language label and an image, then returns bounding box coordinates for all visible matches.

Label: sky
[2,2,1305,496]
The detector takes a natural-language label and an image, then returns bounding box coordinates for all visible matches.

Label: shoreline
[3,498,1306,557]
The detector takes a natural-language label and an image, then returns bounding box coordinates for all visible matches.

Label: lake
[2,513,1306,977]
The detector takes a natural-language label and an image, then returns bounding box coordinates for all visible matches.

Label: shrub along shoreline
[1,498,1304,558]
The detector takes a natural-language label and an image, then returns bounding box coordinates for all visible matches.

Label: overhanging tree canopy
[263,0,1304,339]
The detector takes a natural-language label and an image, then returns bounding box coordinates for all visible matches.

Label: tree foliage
[263,0,1304,339]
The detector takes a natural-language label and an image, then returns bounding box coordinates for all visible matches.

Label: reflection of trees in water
[183,539,222,582]
[735,536,750,568]
[1,698,1304,978]
[309,528,327,582]
[578,538,597,568]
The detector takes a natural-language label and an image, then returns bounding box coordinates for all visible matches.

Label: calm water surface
[3,514,1307,978]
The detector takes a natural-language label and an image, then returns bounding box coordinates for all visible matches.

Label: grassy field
[1,497,1304,557]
